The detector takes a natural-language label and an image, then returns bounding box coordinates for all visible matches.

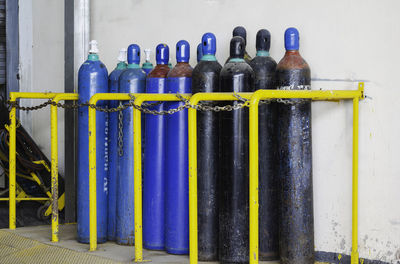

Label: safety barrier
[87,83,364,264]
[6,92,79,243]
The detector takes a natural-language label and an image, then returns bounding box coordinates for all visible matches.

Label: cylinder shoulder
[221,61,254,78]
[79,60,108,75]
[277,52,310,71]
[119,68,146,80]
[167,63,193,78]
[148,64,170,78]
[109,68,125,81]
[250,56,277,70]
[193,61,222,76]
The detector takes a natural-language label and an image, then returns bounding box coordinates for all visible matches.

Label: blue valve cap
[202,32,217,56]
[156,44,169,65]
[176,40,190,63]
[127,44,140,64]
[284,27,300,51]
[197,43,203,62]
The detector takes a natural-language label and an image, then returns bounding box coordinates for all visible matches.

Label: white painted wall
[19,0,65,175]
[91,0,400,262]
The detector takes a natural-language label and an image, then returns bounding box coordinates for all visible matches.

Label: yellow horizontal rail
[0,197,50,201]
[7,92,78,245]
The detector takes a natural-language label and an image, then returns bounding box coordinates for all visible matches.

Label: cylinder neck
[88,54,99,61]
[201,54,217,61]
[229,58,245,63]
[127,63,140,69]
[256,50,270,57]
[116,61,127,69]
[285,50,300,55]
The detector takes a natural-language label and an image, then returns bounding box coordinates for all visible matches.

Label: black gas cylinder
[192,32,222,261]
[276,27,314,264]
[249,29,279,261]
[219,36,254,264]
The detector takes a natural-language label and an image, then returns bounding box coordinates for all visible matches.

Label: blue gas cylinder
[142,48,154,75]
[77,40,109,244]
[197,43,203,63]
[143,44,170,250]
[165,40,192,254]
[107,48,127,241]
[116,44,146,245]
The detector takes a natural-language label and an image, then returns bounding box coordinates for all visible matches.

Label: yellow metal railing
[7,84,360,263]
[7,92,79,243]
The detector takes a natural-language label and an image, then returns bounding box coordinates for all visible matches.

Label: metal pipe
[249,93,261,264]
[133,93,191,262]
[87,93,147,252]
[0,197,50,201]
[9,93,16,229]
[351,84,362,264]
[188,93,252,264]
[8,92,60,230]
[51,94,79,243]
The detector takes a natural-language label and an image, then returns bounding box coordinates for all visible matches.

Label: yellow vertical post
[188,103,198,264]
[351,96,359,264]
[50,99,59,242]
[133,100,143,262]
[88,102,98,251]
[249,93,260,264]
[8,93,17,229]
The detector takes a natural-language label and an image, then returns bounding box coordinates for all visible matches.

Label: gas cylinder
[276,27,314,264]
[196,43,203,63]
[165,40,192,255]
[225,26,252,64]
[116,44,146,245]
[142,48,154,75]
[107,48,127,241]
[192,33,222,261]
[143,43,170,250]
[249,29,279,260]
[77,40,109,244]
[219,36,254,263]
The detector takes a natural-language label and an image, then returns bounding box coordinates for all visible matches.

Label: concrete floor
[1,224,280,263]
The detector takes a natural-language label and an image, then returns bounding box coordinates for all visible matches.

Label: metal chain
[6,92,310,114]
[118,102,124,157]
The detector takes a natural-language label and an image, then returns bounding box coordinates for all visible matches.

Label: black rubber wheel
[36,204,51,221]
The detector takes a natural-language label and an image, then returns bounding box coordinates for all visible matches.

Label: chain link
[118,102,124,157]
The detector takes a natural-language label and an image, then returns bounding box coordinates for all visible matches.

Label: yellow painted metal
[50,93,79,243]
[247,84,364,264]
[0,197,50,201]
[9,93,17,229]
[7,92,78,243]
[249,96,260,264]
[87,85,363,264]
[87,93,133,251]
[87,93,191,256]
[131,93,190,262]
[8,92,62,230]
[351,90,360,264]
[188,93,252,264]
[32,160,51,172]
[45,193,66,217]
